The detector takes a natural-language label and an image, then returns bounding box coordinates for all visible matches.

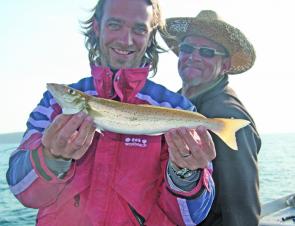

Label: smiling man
[94,0,152,69]
[6,1,216,225]
[162,10,261,226]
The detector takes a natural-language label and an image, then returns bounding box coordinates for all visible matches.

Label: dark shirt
[187,75,261,226]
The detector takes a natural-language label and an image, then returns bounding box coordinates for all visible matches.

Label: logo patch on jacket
[124,137,148,148]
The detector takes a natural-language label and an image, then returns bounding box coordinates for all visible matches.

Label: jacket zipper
[128,204,146,226]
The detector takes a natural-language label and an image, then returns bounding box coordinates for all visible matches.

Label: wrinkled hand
[42,112,96,160]
[165,126,216,170]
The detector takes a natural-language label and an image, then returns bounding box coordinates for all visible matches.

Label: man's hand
[42,112,96,160]
[165,126,216,170]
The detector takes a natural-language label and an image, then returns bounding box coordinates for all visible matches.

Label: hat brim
[163,17,256,74]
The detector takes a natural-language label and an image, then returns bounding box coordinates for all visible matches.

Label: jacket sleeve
[158,138,215,226]
[6,91,76,208]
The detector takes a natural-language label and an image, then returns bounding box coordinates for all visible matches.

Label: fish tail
[210,118,250,150]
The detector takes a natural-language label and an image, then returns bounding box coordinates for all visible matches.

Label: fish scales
[47,83,250,150]
[88,98,215,134]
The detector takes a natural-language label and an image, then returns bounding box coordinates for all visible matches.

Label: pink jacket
[7,66,214,226]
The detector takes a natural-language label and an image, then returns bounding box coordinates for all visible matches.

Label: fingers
[68,116,93,149]
[42,112,96,160]
[42,114,72,148]
[70,116,96,160]
[195,126,216,160]
[165,127,216,170]
[165,128,189,155]
[57,112,88,147]
[165,128,197,169]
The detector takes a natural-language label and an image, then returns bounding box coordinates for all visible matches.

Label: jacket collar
[91,65,150,103]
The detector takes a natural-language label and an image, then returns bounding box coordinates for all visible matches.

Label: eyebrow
[106,17,149,29]
[183,42,224,52]
[106,17,123,24]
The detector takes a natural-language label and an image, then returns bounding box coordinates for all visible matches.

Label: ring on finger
[181,152,192,158]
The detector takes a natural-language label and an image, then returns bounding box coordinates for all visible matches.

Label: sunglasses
[178,43,227,58]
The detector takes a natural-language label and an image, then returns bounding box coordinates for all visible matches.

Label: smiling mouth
[185,65,202,71]
[112,48,134,55]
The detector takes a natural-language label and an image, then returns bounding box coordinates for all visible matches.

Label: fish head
[47,83,87,115]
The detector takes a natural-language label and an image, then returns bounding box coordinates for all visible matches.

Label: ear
[221,57,231,74]
[93,19,100,37]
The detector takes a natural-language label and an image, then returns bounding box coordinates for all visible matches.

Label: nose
[117,29,133,47]
[188,50,202,62]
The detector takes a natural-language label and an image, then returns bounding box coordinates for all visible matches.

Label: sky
[0,0,294,135]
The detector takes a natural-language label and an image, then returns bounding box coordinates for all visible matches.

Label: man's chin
[109,63,140,70]
[182,73,202,83]
[109,65,120,71]
[108,60,128,69]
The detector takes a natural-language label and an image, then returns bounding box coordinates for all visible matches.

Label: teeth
[113,48,131,55]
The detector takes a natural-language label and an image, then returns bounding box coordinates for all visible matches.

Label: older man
[6,1,216,225]
[162,10,261,226]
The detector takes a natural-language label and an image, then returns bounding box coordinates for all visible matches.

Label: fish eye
[68,88,75,95]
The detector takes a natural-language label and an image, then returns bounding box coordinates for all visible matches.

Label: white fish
[47,83,250,150]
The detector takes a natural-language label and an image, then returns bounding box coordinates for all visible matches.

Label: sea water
[0,133,294,225]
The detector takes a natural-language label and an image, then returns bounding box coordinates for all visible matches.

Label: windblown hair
[81,0,168,76]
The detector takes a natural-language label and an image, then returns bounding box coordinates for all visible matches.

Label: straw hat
[162,10,256,74]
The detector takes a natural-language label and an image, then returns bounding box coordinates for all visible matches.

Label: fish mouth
[46,83,86,115]
[47,83,57,96]
[47,83,66,97]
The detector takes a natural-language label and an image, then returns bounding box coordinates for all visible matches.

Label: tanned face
[178,36,230,87]
[97,0,153,70]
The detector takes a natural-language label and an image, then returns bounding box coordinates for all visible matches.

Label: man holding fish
[7,0,217,225]
[162,10,262,226]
